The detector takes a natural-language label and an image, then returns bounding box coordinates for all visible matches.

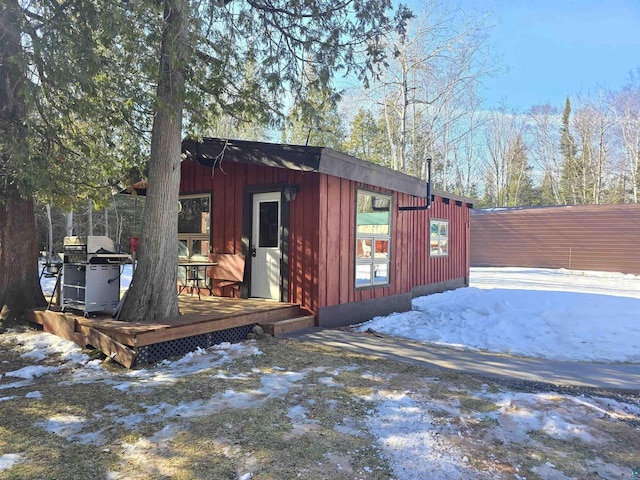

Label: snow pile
[358,268,640,362]
[5,329,89,365]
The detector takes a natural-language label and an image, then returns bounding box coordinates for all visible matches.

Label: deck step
[260,315,316,336]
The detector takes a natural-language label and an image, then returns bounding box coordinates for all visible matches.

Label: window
[429,219,449,257]
[178,194,211,261]
[356,190,391,287]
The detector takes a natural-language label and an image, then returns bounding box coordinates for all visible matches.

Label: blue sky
[458,0,640,111]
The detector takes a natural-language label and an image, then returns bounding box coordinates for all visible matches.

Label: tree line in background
[36,69,640,257]
[205,5,640,208]
[36,195,145,259]
[3,0,639,322]
[34,1,640,259]
[281,73,640,208]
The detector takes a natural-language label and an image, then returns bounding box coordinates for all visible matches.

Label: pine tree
[559,97,578,204]
[343,108,389,166]
[504,134,534,206]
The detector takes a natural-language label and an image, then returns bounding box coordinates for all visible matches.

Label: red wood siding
[181,160,321,313]
[181,161,470,315]
[317,174,471,311]
[471,204,640,275]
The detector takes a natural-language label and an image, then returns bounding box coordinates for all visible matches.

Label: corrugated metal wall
[471,204,640,275]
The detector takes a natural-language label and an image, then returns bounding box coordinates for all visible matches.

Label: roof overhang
[182,137,323,172]
[183,137,435,198]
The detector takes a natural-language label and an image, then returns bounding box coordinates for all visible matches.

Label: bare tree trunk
[399,56,408,172]
[46,204,53,260]
[65,212,73,237]
[87,200,93,236]
[382,95,398,170]
[118,0,188,322]
[618,101,640,202]
[0,0,46,325]
[529,105,561,204]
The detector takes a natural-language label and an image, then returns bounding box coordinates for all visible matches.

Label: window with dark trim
[429,219,449,257]
[355,190,391,287]
[178,194,211,261]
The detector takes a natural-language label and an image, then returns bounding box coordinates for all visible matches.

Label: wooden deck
[27,297,314,369]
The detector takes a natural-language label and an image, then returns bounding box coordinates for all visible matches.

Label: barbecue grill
[62,236,131,316]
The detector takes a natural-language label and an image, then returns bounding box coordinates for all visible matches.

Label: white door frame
[250,191,282,299]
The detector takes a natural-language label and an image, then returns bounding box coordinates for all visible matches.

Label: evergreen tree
[343,108,389,165]
[559,97,578,204]
[283,82,346,150]
[538,170,559,206]
[504,134,534,206]
[118,0,412,322]
[1,0,147,322]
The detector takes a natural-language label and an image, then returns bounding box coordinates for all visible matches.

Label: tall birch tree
[613,77,640,203]
[372,1,494,186]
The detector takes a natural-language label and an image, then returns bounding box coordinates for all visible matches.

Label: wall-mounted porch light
[283,184,299,202]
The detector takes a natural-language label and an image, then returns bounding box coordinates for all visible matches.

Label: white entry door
[251,192,281,299]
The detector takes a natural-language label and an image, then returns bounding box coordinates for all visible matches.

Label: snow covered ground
[357,267,640,363]
[17,266,638,479]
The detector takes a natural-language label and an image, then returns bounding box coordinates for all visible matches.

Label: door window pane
[259,201,279,248]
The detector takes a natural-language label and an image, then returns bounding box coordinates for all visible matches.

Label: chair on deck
[206,253,246,298]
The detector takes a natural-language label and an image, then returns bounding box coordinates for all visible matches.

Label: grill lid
[64,236,116,254]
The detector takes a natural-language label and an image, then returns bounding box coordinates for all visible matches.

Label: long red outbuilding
[180,137,474,327]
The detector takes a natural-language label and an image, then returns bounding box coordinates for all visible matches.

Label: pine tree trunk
[118,0,188,322]
[0,192,47,324]
[0,0,46,325]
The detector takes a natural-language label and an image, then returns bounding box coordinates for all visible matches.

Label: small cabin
[180,138,473,327]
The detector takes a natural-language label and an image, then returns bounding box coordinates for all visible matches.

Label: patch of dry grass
[0,334,639,479]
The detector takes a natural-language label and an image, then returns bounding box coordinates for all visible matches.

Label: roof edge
[182,137,475,203]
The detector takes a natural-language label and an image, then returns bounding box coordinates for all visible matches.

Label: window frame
[178,194,211,261]
[355,189,392,288]
[429,218,449,258]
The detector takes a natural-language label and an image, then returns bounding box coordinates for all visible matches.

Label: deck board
[76,297,300,347]
[27,297,308,367]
